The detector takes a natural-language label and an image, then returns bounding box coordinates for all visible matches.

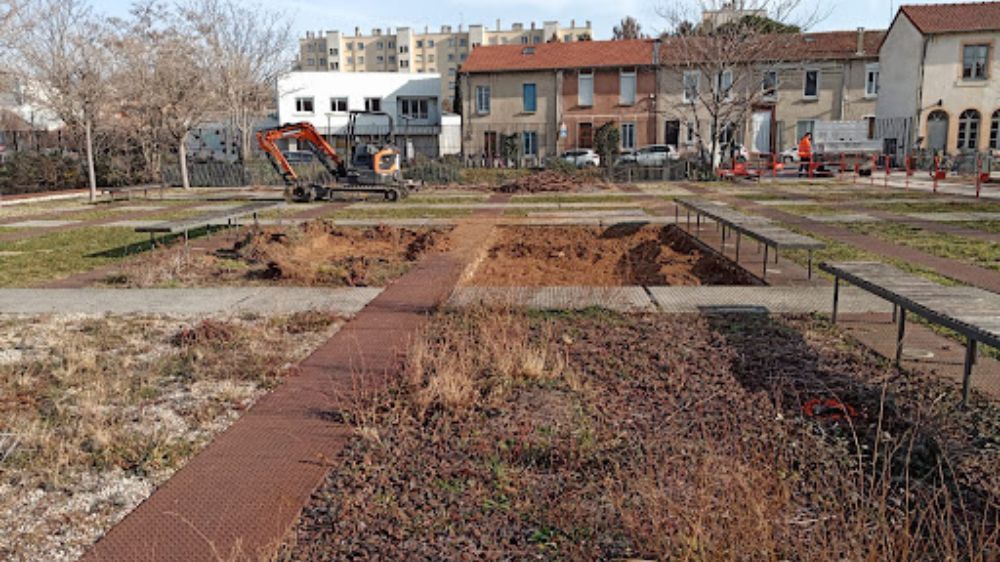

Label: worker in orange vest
[798,132,813,176]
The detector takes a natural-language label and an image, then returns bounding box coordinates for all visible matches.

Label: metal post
[721,224,726,253]
[696,212,701,234]
[675,204,679,224]
[895,308,906,367]
[774,247,779,264]
[735,231,741,262]
[687,209,691,230]
[807,250,813,280]
[762,244,768,280]
[892,304,897,322]
[962,338,977,407]
[832,276,840,323]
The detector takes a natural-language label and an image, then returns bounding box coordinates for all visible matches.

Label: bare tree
[16,0,113,201]
[658,0,823,169]
[112,1,214,189]
[181,0,292,167]
[613,16,646,40]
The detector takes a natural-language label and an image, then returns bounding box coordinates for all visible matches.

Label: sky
[92,0,967,40]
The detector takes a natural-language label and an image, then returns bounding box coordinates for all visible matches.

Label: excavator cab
[255,110,413,202]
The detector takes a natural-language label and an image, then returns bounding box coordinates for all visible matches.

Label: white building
[877,2,1000,158]
[276,71,460,158]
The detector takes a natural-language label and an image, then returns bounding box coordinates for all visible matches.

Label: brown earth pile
[496,170,607,194]
[241,222,450,286]
[467,225,759,286]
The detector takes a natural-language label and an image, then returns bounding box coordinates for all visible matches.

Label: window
[448,68,456,76]
[803,70,819,98]
[578,70,593,107]
[399,45,409,53]
[683,70,700,103]
[476,85,491,114]
[522,83,537,112]
[357,43,364,51]
[685,122,697,144]
[400,59,409,68]
[306,58,315,66]
[416,40,423,48]
[460,38,467,47]
[357,56,364,64]
[346,42,353,50]
[376,41,383,49]
[347,57,353,64]
[330,48,338,56]
[330,97,348,112]
[865,64,880,97]
[564,34,571,42]
[330,62,339,70]
[294,97,314,113]
[319,58,326,66]
[521,36,529,44]
[963,44,989,80]
[428,54,435,62]
[400,98,429,120]
[364,97,382,112]
[578,122,594,148]
[388,41,395,49]
[389,55,396,63]
[796,119,815,141]
[448,53,454,62]
[522,131,537,156]
[460,53,467,61]
[958,109,981,150]
[428,39,435,47]
[715,69,733,100]
[620,69,637,105]
[377,55,384,63]
[992,110,1000,150]
[762,70,778,100]
[447,38,454,47]
[621,122,636,150]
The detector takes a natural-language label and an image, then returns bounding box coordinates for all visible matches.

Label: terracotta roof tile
[461,39,655,73]
[901,2,1000,34]
[659,30,885,64]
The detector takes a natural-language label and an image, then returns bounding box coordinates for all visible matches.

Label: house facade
[276,71,460,158]
[877,2,1000,157]
[657,29,883,158]
[459,39,658,164]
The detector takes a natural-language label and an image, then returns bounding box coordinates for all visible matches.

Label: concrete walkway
[0,287,382,316]
[448,285,891,314]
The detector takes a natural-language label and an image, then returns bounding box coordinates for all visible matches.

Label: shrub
[404,155,461,184]
[543,156,577,174]
[0,152,84,195]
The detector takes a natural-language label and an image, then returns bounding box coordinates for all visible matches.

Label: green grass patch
[501,206,649,217]
[0,227,156,286]
[863,200,1000,214]
[459,168,533,186]
[771,204,846,216]
[959,220,1000,234]
[847,223,1000,271]
[407,194,491,204]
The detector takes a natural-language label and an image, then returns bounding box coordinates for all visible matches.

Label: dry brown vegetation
[467,225,759,286]
[284,309,999,561]
[0,311,343,561]
[112,222,451,288]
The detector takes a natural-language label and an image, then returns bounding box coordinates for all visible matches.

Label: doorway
[750,110,773,155]
[927,111,949,153]
[665,120,680,148]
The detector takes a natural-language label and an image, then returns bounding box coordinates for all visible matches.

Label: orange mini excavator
[256,111,413,202]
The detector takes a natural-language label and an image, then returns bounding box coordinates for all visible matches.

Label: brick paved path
[81,197,505,562]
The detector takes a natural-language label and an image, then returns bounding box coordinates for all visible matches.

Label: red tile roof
[659,30,885,64]
[460,39,655,73]
[900,2,1000,34]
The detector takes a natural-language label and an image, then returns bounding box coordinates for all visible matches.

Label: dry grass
[286,308,999,561]
[0,311,343,561]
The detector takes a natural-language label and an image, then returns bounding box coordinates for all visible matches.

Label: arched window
[957,109,981,150]
[991,110,1000,150]
[926,110,949,153]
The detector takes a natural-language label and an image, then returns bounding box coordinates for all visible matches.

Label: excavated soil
[466,225,759,286]
[113,222,451,288]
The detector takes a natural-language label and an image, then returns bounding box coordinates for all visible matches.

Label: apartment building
[658,29,883,158]
[460,40,658,163]
[877,2,1000,157]
[296,20,593,111]
[276,72,460,158]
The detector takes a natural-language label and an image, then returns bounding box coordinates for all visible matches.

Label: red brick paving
[80,196,507,562]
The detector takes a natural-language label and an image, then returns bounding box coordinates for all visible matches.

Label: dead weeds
[283,309,998,561]
[0,312,343,561]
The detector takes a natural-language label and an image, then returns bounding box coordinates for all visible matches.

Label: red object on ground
[803,398,858,422]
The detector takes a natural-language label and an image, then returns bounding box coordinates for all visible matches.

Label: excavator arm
[255,122,347,186]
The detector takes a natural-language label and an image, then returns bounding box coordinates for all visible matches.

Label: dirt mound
[467,225,758,286]
[242,222,450,286]
[497,170,606,193]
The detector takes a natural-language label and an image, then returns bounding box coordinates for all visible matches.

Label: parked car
[560,149,600,167]
[616,149,637,165]
[634,144,679,166]
[780,147,800,163]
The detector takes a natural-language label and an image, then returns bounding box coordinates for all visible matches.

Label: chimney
[856,27,865,55]
[530,21,536,30]
[652,38,661,65]
[571,19,576,28]
[496,18,501,31]
[354,26,360,36]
